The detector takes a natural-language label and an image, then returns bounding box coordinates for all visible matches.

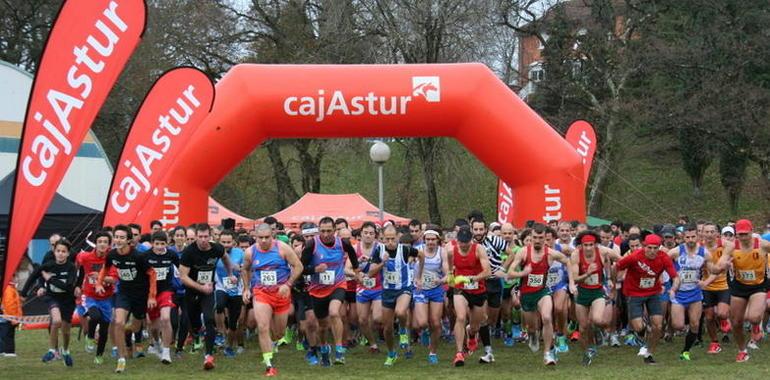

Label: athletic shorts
[672,288,703,306]
[311,287,346,319]
[345,290,357,304]
[147,291,176,321]
[414,286,445,304]
[253,287,291,315]
[84,296,113,323]
[627,294,663,320]
[521,288,551,312]
[44,294,76,323]
[292,290,311,321]
[485,278,503,308]
[356,289,383,304]
[215,290,242,313]
[576,287,606,307]
[382,288,413,310]
[76,295,87,317]
[114,291,148,320]
[730,281,767,299]
[660,283,672,302]
[453,289,487,308]
[502,285,513,300]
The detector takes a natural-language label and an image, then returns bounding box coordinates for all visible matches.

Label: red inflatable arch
[137,63,585,228]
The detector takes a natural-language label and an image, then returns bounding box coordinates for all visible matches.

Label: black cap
[661,224,676,237]
[457,227,473,243]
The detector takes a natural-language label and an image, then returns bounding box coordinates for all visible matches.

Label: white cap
[721,226,735,235]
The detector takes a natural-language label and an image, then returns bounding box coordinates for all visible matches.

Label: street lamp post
[369,141,391,223]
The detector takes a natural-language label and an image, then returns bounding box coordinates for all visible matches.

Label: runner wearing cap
[504,223,572,366]
[446,226,491,367]
[616,234,679,365]
[569,231,622,366]
[722,226,735,242]
[701,222,731,354]
[413,227,448,364]
[716,219,770,362]
[666,225,716,361]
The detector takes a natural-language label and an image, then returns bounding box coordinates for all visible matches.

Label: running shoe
[296,341,305,351]
[751,324,764,343]
[504,336,514,347]
[644,355,657,365]
[467,337,479,353]
[707,342,722,354]
[334,349,346,365]
[399,333,410,350]
[582,351,593,366]
[736,351,750,363]
[265,366,278,377]
[85,338,96,354]
[680,351,691,361]
[384,353,398,366]
[420,330,430,346]
[223,347,236,358]
[569,330,581,342]
[94,356,104,365]
[512,324,522,340]
[134,344,145,358]
[63,351,73,367]
[479,352,495,364]
[637,346,649,357]
[544,350,557,366]
[404,348,414,359]
[237,346,245,355]
[747,340,759,350]
[453,352,465,367]
[528,332,540,353]
[368,345,380,353]
[556,335,569,353]
[320,346,331,367]
[147,344,160,358]
[192,337,203,353]
[42,350,56,363]
[624,334,637,347]
[203,354,215,370]
[115,358,126,373]
[161,348,172,364]
[428,353,438,364]
[305,350,319,366]
[111,346,118,358]
[609,333,621,347]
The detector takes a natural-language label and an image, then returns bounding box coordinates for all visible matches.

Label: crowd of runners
[6,212,770,376]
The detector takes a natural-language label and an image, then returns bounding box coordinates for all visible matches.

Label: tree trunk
[587,117,616,215]
[415,138,442,225]
[759,160,770,220]
[293,140,324,193]
[265,140,299,208]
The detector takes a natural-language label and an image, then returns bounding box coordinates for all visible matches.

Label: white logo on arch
[412,76,441,102]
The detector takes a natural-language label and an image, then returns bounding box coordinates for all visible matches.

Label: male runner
[447,226,491,367]
[355,222,384,353]
[717,219,770,362]
[414,228,448,364]
[214,230,244,357]
[97,225,157,373]
[76,231,114,364]
[178,223,235,370]
[300,217,359,366]
[242,223,302,377]
[145,231,179,364]
[369,225,421,366]
[505,223,572,365]
[470,218,507,362]
[289,235,320,365]
[616,234,679,365]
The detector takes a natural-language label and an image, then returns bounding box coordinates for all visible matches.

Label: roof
[263,193,411,228]
[208,197,255,229]
[0,172,101,215]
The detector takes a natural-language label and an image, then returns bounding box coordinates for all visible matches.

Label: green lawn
[4,329,770,379]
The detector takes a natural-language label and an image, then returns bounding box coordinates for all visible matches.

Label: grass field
[4,329,770,379]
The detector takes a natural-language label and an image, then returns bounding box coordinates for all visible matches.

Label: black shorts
[115,291,148,320]
[702,289,731,307]
[345,290,357,304]
[453,289,487,308]
[729,281,766,299]
[485,278,503,308]
[292,290,312,322]
[311,288,346,319]
[215,290,243,330]
[44,294,76,323]
[502,286,513,300]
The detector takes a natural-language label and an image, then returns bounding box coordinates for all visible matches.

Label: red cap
[735,219,753,234]
[580,235,596,244]
[644,234,662,246]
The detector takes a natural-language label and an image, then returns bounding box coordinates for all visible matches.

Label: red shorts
[148,291,176,321]
[253,287,291,315]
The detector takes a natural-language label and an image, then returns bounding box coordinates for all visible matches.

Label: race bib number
[546,272,561,287]
[680,270,698,283]
[154,267,169,281]
[422,272,439,288]
[118,268,135,281]
[362,276,376,289]
[196,270,213,284]
[585,273,599,286]
[739,270,757,282]
[527,274,544,287]
[224,276,239,289]
[639,277,655,289]
[384,271,401,285]
[320,270,335,285]
[260,271,277,286]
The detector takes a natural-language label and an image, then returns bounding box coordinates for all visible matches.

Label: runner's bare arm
[505,249,528,279]
[241,249,252,292]
[178,265,203,292]
[440,247,450,283]
[475,245,491,281]
[281,243,303,286]
[716,240,735,272]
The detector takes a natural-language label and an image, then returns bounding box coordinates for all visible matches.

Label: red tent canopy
[263,193,410,229]
[208,197,256,229]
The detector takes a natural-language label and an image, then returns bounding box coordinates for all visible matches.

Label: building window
[529,63,545,82]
